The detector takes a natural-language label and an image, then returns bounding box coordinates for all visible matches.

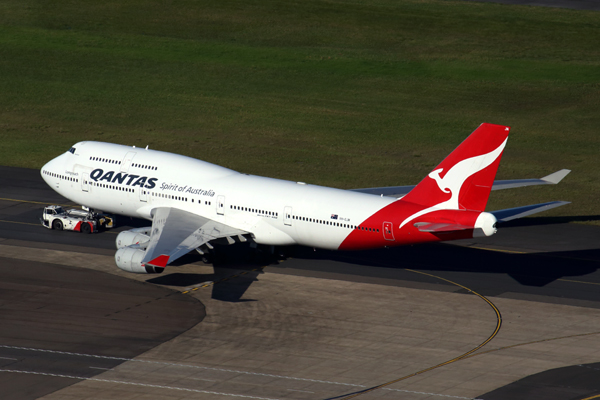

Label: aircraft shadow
[288,243,599,287]
[478,360,600,400]
[148,219,599,302]
[281,216,600,290]
[146,243,276,302]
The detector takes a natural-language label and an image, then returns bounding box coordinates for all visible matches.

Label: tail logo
[399,138,508,229]
[428,168,450,193]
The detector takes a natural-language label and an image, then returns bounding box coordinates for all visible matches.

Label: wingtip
[541,169,571,184]
[147,254,169,268]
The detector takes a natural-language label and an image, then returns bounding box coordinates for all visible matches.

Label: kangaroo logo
[399,138,508,229]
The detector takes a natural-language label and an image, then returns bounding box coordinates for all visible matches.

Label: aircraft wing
[142,207,246,268]
[350,169,571,198]
[349,185,415,197]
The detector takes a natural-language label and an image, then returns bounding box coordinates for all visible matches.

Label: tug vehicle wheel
[81,222,91,234]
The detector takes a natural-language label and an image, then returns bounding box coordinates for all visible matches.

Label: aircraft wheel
[52,219,63,231]
[201,254,213,264]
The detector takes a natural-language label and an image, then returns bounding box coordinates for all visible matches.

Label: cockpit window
[69,147,76,154]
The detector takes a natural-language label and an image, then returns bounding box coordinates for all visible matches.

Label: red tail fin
[402,123,510,212]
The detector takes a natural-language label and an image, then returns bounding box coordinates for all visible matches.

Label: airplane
[41,123,570,274]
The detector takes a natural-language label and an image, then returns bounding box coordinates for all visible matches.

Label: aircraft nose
[40,155,63,185]
[41,159,52,184]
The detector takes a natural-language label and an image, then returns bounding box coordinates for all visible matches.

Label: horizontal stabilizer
[414,222,472,233]
[491,169,570,191]
[541,169,571,184]
[491,201,570,222]
[351,169,571,198]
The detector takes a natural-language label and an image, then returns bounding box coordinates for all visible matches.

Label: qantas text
[90,169,157,189]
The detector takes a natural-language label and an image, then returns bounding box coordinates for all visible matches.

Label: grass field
[0,0,598,221]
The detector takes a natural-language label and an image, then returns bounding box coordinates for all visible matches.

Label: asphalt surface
[0,169,207,399]
[0,256,206,400]
[1,166,600,399]
[481,361,600,400]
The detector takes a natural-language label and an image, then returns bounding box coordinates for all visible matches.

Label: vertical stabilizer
[401,123,510,213]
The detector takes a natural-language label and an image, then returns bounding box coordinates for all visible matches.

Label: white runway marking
[0,369,283,400]
[0,344,478,399]
[190,377,217,382]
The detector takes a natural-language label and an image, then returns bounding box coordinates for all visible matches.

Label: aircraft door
[383,221,395,241]
[217,195,225,215]
[139,187,147,202]
[81,173,89,192]
[121,151,136,172]
[284,206,292,226]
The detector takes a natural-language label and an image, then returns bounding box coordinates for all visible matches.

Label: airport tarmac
[1,166,600,400]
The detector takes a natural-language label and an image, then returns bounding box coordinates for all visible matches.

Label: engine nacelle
[116,227,151,249]
[115,247,164,274]
[474,212,498,237]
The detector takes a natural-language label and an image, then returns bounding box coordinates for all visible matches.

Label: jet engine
[115,246,164,274]
[114,227,164,273]
[116,227,151,249]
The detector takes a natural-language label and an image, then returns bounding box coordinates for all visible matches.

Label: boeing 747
[41,123,570,274]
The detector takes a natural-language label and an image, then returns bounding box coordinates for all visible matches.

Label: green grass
[0,0,598,222]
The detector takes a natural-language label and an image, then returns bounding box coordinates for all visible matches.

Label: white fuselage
[41,141,395,250]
